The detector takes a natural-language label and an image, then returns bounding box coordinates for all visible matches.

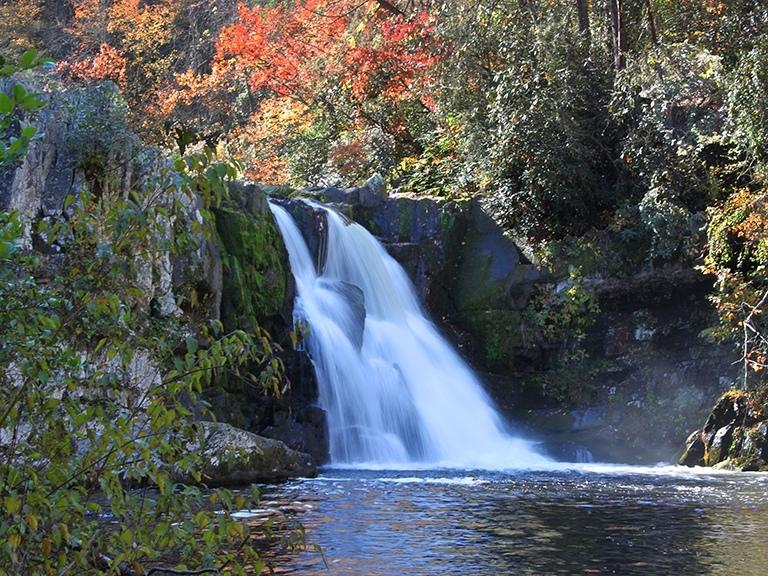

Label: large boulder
[318,279,366,350]
[356,173,388,207]
[679,389,768,470]
[188,422,317,486]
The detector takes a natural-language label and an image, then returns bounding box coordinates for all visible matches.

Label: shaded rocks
[311,173,388,208]
[443,202,544,370]
[271,197,328,271]
[679,389,768,471]
[357,173,387,207]
[184,422,316,486]
[351,194,470,304]
[266,348,329,462]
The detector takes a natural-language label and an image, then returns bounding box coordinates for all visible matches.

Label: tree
[1,130,292,573]
[174,0,441,184]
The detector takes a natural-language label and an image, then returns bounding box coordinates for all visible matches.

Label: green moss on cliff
[214,188,288,334]
[460,309,523,369]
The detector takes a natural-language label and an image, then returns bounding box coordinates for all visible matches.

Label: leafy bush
[0,147,290,574]
[0,49,48,166]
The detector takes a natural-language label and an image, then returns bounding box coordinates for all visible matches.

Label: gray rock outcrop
[186,422,317,486]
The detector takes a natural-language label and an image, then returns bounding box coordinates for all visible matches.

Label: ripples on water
[245,468,768,576]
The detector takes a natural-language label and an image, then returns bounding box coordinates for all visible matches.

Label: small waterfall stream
[270,201,549,468]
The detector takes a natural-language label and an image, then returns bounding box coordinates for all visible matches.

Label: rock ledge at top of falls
[180,422,317,486]
[308,173,389,208]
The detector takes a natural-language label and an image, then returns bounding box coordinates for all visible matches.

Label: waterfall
[270,201,549,469]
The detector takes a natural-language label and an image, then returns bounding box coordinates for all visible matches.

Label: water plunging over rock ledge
[270,200,549,468]
[270,183,737,466]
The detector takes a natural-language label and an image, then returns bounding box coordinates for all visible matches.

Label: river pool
[249,466,768,575]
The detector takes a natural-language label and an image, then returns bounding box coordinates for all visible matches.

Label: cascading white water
[270,201,549,469]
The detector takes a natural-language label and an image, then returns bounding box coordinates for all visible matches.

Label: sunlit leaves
[0,50,47,166]
[0,146,289,573]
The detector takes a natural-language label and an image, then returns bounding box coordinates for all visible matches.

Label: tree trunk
[374,0,405,16]
[519,0,538,19]
[606,0,625,69]
[644,0,658,45]
[576,0,590,39]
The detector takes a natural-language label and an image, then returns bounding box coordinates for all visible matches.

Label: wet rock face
[214,182,293,336]
[679,390,768,471]
[439,202,543,371]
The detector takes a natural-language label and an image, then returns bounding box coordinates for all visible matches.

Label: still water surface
[252,467,768,575]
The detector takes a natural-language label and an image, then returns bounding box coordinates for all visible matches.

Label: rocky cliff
[276,182,737,465]
[1,75,323,481]
[7,74,740,471]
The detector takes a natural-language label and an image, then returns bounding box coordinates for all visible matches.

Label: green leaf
[0,93,12,115]
[186,336,199,353]
[20,125,37,140]
[19,49,37,69]
[4,496,21,515]
[12,84,26,101]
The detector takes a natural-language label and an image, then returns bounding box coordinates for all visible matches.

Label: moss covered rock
[214,182,291,335]
[680,388,768,471]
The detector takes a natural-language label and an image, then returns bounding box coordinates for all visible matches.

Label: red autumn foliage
[215,0,440,109]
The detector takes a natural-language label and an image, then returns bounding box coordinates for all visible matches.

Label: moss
[437,203,462,237]
[459,309,523,370]
[454,247,504,312]
[214,189,288,334]
[396,201,414,240]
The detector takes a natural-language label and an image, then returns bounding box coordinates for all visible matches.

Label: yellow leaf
[8,533,20,552]
[26,514,38,531]
[4,496,20,515]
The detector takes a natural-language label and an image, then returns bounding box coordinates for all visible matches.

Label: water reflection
[250,470,768,575]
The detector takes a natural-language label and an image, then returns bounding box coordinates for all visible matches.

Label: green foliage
[703,187,768,388]
[610,46,724,260]
[0,145,290,574]
[522,270,600,344]
[525,348,606,405]
[392,129,466,198]
[727,34,768,179]
[482,13,615,239]
[0,49,49,166]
